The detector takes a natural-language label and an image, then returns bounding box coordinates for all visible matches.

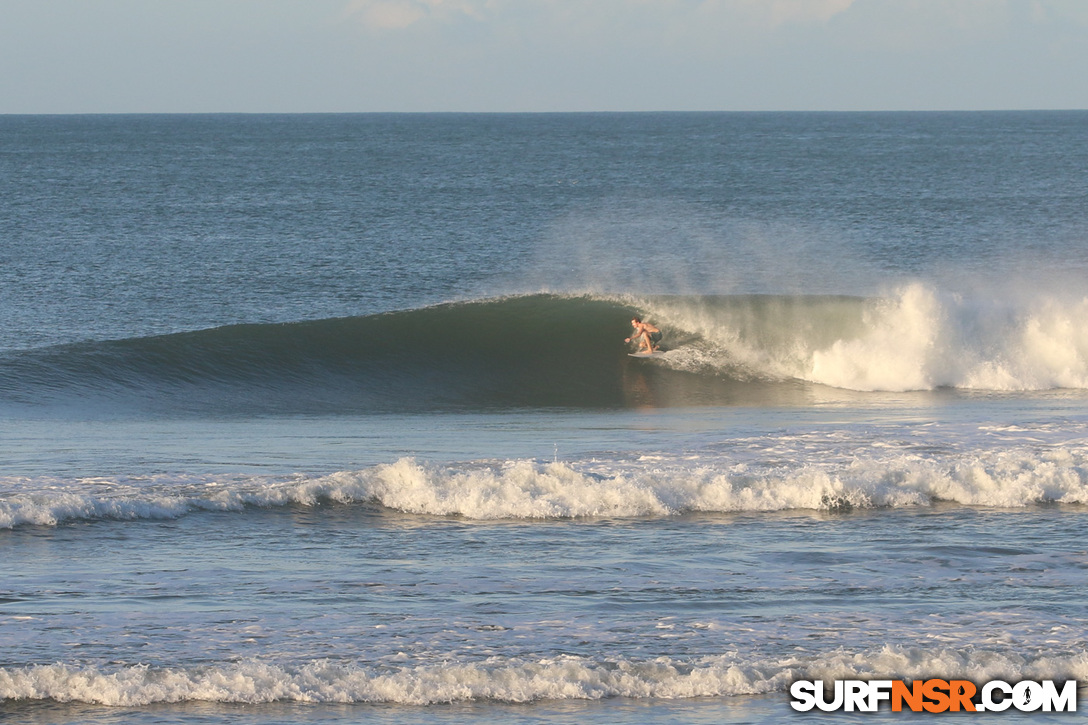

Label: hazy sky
[2,0,1087,113]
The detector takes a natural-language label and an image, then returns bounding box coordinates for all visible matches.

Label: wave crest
[4,448,1088,529]
[642,284,1088,392]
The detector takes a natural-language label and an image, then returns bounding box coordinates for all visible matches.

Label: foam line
[4,449,1087,529]
[3,647,1085,705]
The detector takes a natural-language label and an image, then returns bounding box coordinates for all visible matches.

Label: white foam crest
[4,446,1087,528]
[3,647,1084,705]
[786,645,1088,685]
[0,658,781,706]
[811,284,1088,391]
[807,283,944,391]
[632,284,1088,392]
[342,459,672,518]
[0,475,314,529]
[351,451,1088,518]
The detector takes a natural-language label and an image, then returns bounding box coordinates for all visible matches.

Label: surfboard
[628,351,665,358]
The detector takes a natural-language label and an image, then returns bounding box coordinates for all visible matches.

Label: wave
[4,286,1088,415]
[644,283,1088,392]
[0,295,662,414]
[3,647,1084,705]
[5,448,1088,529]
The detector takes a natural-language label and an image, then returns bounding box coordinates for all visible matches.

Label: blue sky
[2,0,1087,113]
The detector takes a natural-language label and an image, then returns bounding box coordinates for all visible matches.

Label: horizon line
[3,107,1087,117]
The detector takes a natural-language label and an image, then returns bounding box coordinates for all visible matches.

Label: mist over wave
[3,285,1088,415]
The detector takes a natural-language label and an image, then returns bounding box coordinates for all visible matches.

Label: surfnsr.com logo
[790,679,1078,713]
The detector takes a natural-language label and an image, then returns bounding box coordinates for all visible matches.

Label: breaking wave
[4,446,1088,529]
[3,286,1088,415]
[2,647,1085,705]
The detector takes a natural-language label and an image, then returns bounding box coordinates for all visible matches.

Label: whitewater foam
[3,648,1084,706]
[4,446,1087,529]
[629,283,1088,392]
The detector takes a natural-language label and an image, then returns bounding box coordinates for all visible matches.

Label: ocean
[1,112,1086,723]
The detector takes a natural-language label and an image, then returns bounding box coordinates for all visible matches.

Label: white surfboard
[628,351,666,358]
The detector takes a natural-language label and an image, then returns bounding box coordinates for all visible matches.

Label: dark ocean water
[2,112,1087,723]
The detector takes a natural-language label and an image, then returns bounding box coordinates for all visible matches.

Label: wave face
[4,287,1088,415]
[0,295,644,414]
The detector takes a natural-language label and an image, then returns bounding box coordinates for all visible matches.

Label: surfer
[625,317,662,354]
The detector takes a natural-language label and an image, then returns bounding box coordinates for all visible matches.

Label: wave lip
[3,647,1085,706]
